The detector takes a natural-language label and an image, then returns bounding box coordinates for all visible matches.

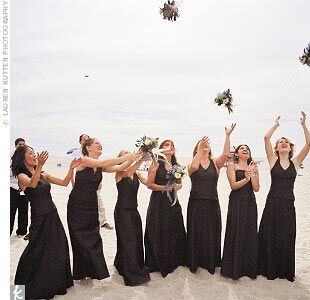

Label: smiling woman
[258,112,310,282]
[66,137,143,285]
[11,145,81,299]
[221,143,260,280]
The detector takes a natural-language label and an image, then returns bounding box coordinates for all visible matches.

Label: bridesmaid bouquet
[164,165,186,206]
[299,43,310,67]
[160,0,180,22]
[214,89,233,114]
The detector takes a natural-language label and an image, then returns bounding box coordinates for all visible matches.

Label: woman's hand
[70,157,82,169]
[128,150,143,162]
[274,116,280,128]
[197,136,209,152]
[246,161,258,177]
[38,151,49,167]
[300,111,306,127]
[175,183,182,191]
[163,184,176,192]
[225,123,236,136]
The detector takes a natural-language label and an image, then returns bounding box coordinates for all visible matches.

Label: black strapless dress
[258,159,297,282]
[67,167,109,280]
[114,173,150,286]
[144,161,187,278]
[15,174,73,299]
[221,170,258,280]
[187,160,221,274]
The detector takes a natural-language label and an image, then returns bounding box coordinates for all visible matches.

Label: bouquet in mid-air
[214,89,233,114]
[160,0,180,22]
[299,43,310,67]
[164,165,186,206]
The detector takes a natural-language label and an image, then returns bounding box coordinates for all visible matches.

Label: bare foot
[101,223,114,230]
[79,278,88,285]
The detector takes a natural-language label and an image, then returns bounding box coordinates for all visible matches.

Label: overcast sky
[11,0,310,158]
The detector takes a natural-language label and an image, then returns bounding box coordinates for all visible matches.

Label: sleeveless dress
[221,170,258,280]
[15,174,73,299]
[67,167,109,280]
[144,161,187,277]
[258,159,297,282]
[187,161,221,274]
[114,173,150,286]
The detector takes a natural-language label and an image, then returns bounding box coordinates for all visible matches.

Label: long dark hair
[159,139,178,166]
[274,137,294,159]
[82,138,96,156]
[192,140,212,159]
[11,145,33,177]
[79,133,90,143]
[233,144,253,165]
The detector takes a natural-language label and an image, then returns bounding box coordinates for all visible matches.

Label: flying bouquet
[214,89,233,114]
[160,0,180,22]
[164,165,186,206]
[299,43,310,67]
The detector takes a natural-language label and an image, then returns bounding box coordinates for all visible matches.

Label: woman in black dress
[187,124,235,274]
[67,138,141,285]
[144,139,187,277]
[114,150,155,286]
[11,146,81,299]
[221,144,260,280]
[258,112,310,282]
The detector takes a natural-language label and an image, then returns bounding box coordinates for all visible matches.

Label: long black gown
[144,161,187,278]
[15,173,73,299]
[67,167,109,280]
[221,170,258,280]
[258,159,297,282]
[187,161,221,274]
[114,173,150,286]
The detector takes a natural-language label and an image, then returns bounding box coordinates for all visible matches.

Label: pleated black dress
[114,173,150,286]
[187,160,221,274]
[144,161,187,278]
[15,174,73,299]
[221,170,258,280]
[258,159,297,282]
[67,167,109,280]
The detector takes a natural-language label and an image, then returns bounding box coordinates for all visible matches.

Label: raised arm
[214,123,236,169]
[226,163,250,191]
[264,116,280,166]
[294,111,310,166]
[18,151,48,190]
[80,152,140,170]
[105,160,133,173]
[188,136,209,175]
[43,158,82,186]
[115,159,144,182]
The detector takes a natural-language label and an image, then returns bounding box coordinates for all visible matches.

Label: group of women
[11,112,309,299]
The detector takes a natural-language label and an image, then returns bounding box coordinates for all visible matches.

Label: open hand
[38,151,49,166]
[300,111,306,126]
[198,136,210,152]
[225,123,236,136]
[274,116,280,128]
[70,157,82,169]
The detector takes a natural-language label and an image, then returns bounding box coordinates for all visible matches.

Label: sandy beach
[10,157,310,300]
